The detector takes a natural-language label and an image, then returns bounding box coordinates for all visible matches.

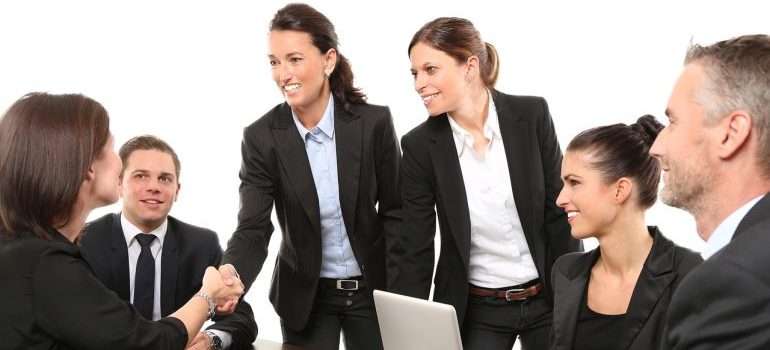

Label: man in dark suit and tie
[649,34,770,349]
[81,135,256,350]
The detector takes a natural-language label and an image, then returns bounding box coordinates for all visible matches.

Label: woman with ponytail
[550,115,702,350]
[220,3,400,350]
[393,17,580,350]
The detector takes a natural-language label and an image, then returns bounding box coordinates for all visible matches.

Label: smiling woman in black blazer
[220,3,401,350]
[550,115,702,350]
[393,17,580,350]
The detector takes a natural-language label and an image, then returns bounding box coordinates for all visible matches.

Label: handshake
[200,264,245,315]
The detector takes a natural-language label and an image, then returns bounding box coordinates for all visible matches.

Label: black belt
[319,276,365,291]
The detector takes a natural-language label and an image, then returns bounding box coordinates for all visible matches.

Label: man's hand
[216,264,241,315]
[185,331,211,350]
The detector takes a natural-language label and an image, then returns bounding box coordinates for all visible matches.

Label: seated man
[81,135,256,350]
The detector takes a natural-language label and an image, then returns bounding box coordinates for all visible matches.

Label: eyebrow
[562,173,581,181]
[665,108,672,119]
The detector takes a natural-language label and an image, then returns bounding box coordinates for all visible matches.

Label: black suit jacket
[393,90,581,325]
[221,100,401,331]
[665,193,770,349]
[0,229,187,350]
[551,227,701,350]
[80,213,257,349]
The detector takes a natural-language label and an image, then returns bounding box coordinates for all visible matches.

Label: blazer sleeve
[666,260,770,349]
[374,107,403,289]
[536,98,582,259]
[33,247,187,350]
[391,130,436,298]
[207,235,258,349]
[222,125,275,291]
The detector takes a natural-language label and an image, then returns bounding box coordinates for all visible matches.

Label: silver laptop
[373,290,463,350]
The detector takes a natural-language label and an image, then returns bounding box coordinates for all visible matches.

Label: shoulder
[671,244,703,275]
[402,116,444,146]
[492,90,549,113]
[167,216,219,244]
[553,249,596,277]
[245,102,289,134]
[350,102,390,117]
[81,213,117,246]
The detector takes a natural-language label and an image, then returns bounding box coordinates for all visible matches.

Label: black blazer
[550,227,701,350]
[393,90,581,325]
[221,100,401,331]
[665,194,770,349]
[0,229,187,350]
[80,213,257,349]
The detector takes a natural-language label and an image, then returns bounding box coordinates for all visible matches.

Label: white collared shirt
[447,92,539,288]
[122,213,167,321]
[701,195,764,260]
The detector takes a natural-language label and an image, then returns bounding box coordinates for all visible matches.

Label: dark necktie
[134,234,157,320]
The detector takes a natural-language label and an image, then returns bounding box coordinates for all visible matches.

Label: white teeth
[567,212,578,218]
[284,84,301,92]
[144,200,160,204]
[422,93,437,104]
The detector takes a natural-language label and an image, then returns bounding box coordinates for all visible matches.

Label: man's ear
[717,110,752,159]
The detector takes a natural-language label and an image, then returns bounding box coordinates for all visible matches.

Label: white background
[2,0,768,347]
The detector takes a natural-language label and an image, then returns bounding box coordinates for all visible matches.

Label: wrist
[203,330,223,350]
[194,291,216,320]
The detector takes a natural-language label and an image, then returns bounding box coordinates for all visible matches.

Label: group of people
[1,2,769,350]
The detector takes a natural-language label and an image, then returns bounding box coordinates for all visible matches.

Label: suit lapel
[619,227,677,349]
[334,101,361,240]
[109,213,131,301]
[271,103,322,235]
[160,221,180,317]
[427,115,472,269]
[733,193,770,239]
[493,90,541,261]
[552,251,597,350]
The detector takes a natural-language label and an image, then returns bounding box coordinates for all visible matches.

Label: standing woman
[550,116,702,350]
[394,17,581,350]
[221,3,401,350]
[0,92,243,349]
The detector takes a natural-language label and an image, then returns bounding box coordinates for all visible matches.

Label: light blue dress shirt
[292,95,362,278]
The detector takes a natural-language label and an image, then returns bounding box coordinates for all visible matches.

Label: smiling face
[119,149,180,233]
[650,63,718,213]
[268,29,336,118]
[556,150,623,239]
[409,42,472,117]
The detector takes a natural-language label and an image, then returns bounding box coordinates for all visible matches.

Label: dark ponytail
[270,3,366,112]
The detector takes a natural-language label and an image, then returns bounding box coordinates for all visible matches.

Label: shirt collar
[701,195,764,259]
[447,91,499,156]
[292,94,335,142]
[121,212,168,248]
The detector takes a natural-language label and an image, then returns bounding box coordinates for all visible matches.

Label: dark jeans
[461,292,552,350]
[281,283,383,350]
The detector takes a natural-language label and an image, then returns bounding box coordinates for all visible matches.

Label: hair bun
[630,114,664,147]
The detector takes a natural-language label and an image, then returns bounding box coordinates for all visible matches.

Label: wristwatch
[204,330,223,350]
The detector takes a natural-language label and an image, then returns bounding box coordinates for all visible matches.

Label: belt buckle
[336,279,359,291]
[505,288,527,301]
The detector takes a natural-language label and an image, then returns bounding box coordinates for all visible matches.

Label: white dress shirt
[447,92,539,288]
[701,195,764,260]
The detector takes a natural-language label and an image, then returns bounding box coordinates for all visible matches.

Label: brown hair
[685,34,770,176]
[119,135,181,180]
[409,17,500,88]
[270,3,366,113]
[0,92,110,240]
[567,115,664,209]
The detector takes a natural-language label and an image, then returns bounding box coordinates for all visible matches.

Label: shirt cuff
[208,329,233,349]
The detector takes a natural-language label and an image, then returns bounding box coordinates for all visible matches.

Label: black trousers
[461,292,552,350]
[281,282,383,350]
